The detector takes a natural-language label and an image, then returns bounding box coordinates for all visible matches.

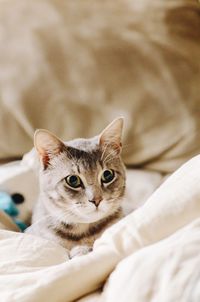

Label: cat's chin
[73,213,106,224]
[72,208,118,224]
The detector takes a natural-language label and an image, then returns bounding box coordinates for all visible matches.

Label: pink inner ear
[39,150,50,169]
[39,144,64,169]
[43,153,50,168]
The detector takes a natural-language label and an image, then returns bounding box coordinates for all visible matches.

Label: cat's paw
[69,245,92,258]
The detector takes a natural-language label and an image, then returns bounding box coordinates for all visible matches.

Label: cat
[26,118,126,258]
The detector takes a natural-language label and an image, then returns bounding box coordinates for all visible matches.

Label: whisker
[104,156,117,164]
[101,142,110,161]
[103,149,116,162]
[103,149,118,164]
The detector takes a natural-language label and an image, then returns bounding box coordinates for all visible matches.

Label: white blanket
[0,154,200,301]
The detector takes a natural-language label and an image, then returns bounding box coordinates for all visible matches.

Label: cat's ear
[34,129,65,168]
[99,117,124,154]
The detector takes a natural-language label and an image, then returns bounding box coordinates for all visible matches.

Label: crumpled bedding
[0,154,200,302]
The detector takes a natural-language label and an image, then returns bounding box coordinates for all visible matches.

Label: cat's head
[34,118,126,224]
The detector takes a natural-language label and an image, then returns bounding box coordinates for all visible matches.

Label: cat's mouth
[71,202,120,223]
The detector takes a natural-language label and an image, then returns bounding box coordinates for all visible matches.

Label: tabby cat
[26,118,126,258]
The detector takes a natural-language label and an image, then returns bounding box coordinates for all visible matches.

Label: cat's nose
[89,197,102,207]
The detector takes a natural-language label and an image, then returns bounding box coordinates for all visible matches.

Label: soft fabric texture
[0,0,200,173]
[0,0,200,301]
[0,154,200,301]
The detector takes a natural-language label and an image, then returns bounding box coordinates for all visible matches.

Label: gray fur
[26,118,126,257]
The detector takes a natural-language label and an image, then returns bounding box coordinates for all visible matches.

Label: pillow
[0,0,200,173]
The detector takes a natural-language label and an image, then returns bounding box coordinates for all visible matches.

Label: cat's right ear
[34,129,65,169]
[99,117,124,155]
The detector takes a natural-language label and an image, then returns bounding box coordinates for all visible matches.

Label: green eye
[65,175,82,188]
[101,169,115,184]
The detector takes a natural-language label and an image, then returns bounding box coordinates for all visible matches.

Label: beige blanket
[0,2,200,299]
[0,154,200,301]
[0,0,200,173]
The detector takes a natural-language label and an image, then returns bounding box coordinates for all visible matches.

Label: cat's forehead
[65,136,99,152]
[57,136,102,170]
[65,149,101,170]
[44,147,102,184]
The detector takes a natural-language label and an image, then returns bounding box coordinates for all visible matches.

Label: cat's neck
[56,207,122,233]
[51,207,123,243]
[30,196,123,250]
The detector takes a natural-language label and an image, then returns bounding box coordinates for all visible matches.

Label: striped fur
[26,119,126,257]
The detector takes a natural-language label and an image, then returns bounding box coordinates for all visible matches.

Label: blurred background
[0,0,200,174]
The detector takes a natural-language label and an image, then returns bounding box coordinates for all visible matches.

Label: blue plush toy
[0,192,27,231]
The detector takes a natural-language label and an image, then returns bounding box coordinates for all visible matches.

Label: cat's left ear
[34,129,65,168]
[99,117,124,154]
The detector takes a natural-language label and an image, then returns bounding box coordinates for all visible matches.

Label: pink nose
[89,197,102,207]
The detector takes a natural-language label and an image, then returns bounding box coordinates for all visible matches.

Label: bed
[0,152,200,301]
[0,0,200,301]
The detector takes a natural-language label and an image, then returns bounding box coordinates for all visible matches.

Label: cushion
[0,0,200,173]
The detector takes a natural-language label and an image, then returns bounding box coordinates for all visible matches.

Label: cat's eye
[101,169,115,184]
[65,175,82,188]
